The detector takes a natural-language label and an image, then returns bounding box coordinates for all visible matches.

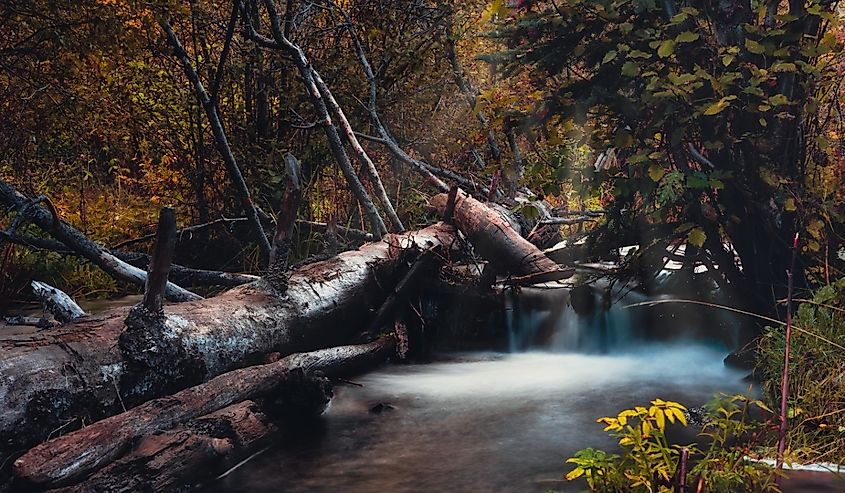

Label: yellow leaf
[648,165,666,182]
[688,228,707,248]
[703,98,731,116]
[785,198,796,211]
[566,467,586,480]
[655,409,666,431]
[642,420,652,437]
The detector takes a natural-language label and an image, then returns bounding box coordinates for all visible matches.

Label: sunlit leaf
[688,228,707,248]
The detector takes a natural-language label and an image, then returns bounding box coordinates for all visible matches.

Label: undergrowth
[757,279,845,465]
[564,396,781,493]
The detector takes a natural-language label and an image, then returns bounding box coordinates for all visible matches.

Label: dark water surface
[207,346,750,493]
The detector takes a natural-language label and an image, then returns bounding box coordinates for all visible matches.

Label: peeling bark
[14,338,391,488]
[0,224,456,469]
[430,191,571,283]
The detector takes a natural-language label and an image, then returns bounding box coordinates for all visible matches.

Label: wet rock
[369,403,395,414]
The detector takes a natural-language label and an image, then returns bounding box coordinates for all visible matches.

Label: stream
[207,290,752,493]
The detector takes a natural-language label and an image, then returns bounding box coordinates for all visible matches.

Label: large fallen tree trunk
[430,191,572,284]
[52,400,277,493]
[0,223,456,467]
[14,338,392,488]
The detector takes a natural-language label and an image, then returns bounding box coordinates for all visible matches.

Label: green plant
[566,399,688,492]
[692,395,782,493]
[757,280,845,464]
[566,396,779,492]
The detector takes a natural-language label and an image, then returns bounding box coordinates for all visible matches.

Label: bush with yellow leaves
[565,395,780,493]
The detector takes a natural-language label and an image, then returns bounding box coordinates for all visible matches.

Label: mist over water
[210,290,751,493]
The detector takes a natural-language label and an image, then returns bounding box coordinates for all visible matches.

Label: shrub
[757,280,845,464]
[566,395,779,492]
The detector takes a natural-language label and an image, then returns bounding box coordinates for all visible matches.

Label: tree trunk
[430,191,572,283]
[0,223,456,468]
[13,339,391,488]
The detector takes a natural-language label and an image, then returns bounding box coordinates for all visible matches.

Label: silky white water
[209,292,751,492]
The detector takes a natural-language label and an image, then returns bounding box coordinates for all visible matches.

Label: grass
[757,280,845,465]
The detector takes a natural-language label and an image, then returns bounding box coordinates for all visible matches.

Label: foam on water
[359,345,742,401]
[210,288,753,493]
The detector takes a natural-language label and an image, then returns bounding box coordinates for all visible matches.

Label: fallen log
[52,400,277,493]
[30,281,86,323]
[14,338,391,487]
[0,223,456,469]
[430,191,572,284]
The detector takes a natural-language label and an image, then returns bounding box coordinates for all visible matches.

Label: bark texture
[0,223,456,469]
[51,400,275,493]
[14,339,391,487]
[430,191,571,283]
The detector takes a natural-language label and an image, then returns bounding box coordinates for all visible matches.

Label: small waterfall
[505,284,657,354]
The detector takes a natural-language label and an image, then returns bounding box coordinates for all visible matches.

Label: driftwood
[0,223,457,468]
[14,338,391,487]
[30,281,86,323]
[430,191,572,284]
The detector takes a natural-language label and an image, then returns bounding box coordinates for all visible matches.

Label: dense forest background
[2,0,844,309]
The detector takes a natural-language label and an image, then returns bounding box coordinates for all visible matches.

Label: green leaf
[768,94,790,106]
[771,62,797,73]
[621,61,640,76]
[703,97,731,115]
[602,50,618,64]
[675,31,700,43]
[686,173,709,189]
[657,40,675,58]
[688,228,707,248]
[745,39,765,54]
[628,50,651,59]
[648,165,666,182]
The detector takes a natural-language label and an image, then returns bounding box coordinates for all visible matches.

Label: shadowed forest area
[2,0,845,492]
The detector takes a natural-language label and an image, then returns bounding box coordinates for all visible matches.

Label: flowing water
[208,289,753,493]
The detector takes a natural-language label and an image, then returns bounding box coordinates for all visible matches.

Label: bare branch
[161,19,272,260]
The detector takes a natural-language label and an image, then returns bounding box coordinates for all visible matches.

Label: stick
[776,232,800,474]
[143,208,178,314]
[30,281,86,323]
